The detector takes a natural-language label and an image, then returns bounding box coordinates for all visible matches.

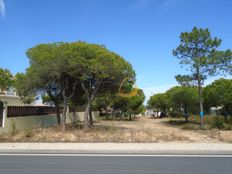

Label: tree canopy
[203,78,232,114]
[0,68,14,92]
[147,93,169,116]
[14,73,36,104]
[173,27,232,124]
[23,41,135,130]
[166,86,198,121]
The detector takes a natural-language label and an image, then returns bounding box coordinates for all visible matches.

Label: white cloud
[0,0,5,19]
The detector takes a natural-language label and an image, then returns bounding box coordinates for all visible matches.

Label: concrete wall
[0,95,99,133]
[0,110,99,133]
[67,111,99,123]
[0,114,58,133]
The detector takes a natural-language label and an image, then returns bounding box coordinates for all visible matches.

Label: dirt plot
[0,116,232,143]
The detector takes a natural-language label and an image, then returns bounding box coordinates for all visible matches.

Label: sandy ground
[0,117,232,143]
[96,117,232,143]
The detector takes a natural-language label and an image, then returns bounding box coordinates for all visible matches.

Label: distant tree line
[148,78,232,121]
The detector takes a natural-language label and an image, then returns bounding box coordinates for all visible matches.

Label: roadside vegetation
[0,27,232,140]
[168,115,232,130]
[1,116,232,143]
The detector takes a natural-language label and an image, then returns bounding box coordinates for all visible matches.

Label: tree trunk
[184,103,188,122]
[82,79,102,130]
[73,107,77,126]
[89,101,93,127]
[223,108,228,122]
[120,111,123,120]
[105,107,109,120]
[111,107,115,120]
[62,96,68,131]
[197,69,204,126]
[129,112,132,121]
[46,89,61,126]
[84,98,91,130]
[54,102,61,125]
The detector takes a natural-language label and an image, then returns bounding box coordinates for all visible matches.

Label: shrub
[24,128,33,137]
[211,116,225,129]
[169,111,182,118]
[10,121,16,135]
[227,116,232,124]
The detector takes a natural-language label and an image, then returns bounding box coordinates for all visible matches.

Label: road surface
[0,154,232,174]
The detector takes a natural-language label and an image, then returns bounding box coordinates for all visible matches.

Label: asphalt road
[0,155,232,174]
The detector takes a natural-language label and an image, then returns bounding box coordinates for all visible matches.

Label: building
[0,88,38,127]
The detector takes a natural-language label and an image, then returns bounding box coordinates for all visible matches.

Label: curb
[1,143,232,155]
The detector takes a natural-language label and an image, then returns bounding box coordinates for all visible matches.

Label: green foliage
[94,94,113,117]
[211,116,225,129]
[203,78,232,113]
[175,75,196,87]
[173,27,230,76]
[135,104,146,115]
[14,73,36,104]
[173,27,232,120]
[168,111,183,118]
[25,41,135,129]
[147,93,169,115]
[127,89,145,113]
[147,86,198,118]
[172,115,232,130]
[41,95,54,105]
[0,68,13,92]
[166,86,198,115]
[68,42,135,127]
[94,89,145,120]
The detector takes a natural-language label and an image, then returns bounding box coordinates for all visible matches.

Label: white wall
[0,114,58,133]
[0,110,99,133]
[67,111,99,122]
[0,95,99,133]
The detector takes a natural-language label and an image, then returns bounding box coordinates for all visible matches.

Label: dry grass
[0,116,232,143]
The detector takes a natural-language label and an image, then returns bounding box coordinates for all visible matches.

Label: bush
[211,116,225,129]
[24,128,33,137]
[227,116,232,124]
[169,111,182,118]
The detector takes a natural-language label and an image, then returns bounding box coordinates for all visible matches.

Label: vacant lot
[0,116,232,143]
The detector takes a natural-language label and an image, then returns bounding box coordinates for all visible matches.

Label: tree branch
[68,80,78,99]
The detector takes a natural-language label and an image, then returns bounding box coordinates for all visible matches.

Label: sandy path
[99,117,220,143]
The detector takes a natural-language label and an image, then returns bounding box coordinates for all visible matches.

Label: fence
[7,106,93,118]
[7,106,59,117]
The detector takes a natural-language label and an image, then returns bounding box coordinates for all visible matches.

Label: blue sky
[0,0,232,102]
